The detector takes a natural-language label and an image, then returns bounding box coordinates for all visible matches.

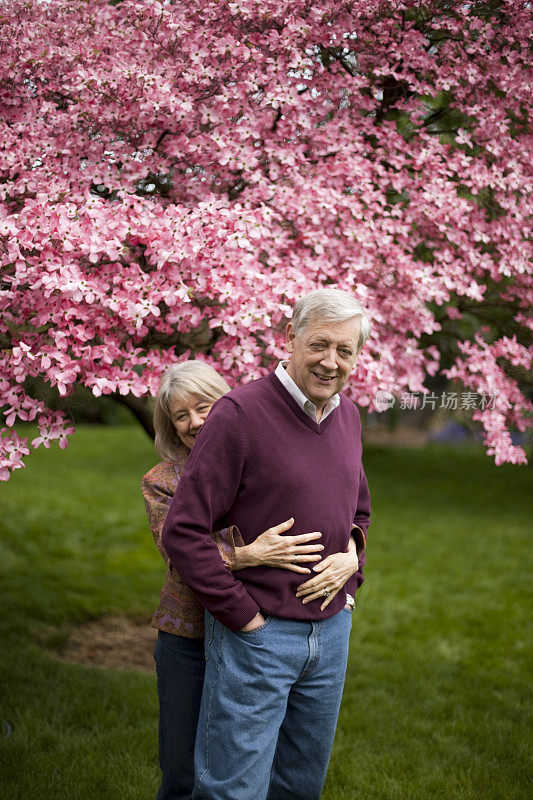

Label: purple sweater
[162,372,371,631]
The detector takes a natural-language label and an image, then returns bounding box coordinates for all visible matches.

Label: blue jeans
[154,630,205,800]
[193,610,353,800]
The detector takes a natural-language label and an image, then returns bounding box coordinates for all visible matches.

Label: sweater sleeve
[345,463,371,597]
[161,397,260,631]
[353,465,371,547]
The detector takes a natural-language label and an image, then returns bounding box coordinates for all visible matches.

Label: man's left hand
[295,550,359,611]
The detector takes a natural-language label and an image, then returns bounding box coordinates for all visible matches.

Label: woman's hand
[233,518,323,573]
[295,540,359,611]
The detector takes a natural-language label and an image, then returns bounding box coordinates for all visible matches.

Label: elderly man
[162,288,371,800]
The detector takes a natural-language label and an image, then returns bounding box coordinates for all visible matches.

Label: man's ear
[286,322,294,353]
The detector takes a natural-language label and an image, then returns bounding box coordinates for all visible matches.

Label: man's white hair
[291,288,371,353]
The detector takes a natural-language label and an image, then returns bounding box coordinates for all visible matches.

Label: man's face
[285,316,361,410]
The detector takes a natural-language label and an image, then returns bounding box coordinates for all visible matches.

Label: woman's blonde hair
[154,361,231,460]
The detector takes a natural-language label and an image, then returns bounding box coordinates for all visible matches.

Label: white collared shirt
[275,362,340,424]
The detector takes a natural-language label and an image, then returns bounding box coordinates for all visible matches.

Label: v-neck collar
[267,372,337,435]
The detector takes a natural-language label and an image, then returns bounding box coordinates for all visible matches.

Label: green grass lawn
[0,426,531,800]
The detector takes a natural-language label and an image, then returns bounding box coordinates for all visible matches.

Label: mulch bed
[36,616,158,673]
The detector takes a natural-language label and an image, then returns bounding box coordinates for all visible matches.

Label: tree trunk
[113,394,155,439]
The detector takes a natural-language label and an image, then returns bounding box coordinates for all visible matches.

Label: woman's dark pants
[154,630,205,800]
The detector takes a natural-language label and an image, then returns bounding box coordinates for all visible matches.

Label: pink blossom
[0,0,531,476]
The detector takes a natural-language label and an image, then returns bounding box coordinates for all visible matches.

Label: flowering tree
[1,0,531,478]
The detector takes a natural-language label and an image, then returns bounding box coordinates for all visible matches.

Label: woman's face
[169,394,214,451]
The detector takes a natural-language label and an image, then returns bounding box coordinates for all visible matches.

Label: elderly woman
[142,360,359,800]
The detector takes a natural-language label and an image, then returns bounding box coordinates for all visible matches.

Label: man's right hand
[239,612,266,632]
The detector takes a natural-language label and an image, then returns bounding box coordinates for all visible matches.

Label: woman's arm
[142,467,177,565]
[143,467,324,576]
[143,466,242,572]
